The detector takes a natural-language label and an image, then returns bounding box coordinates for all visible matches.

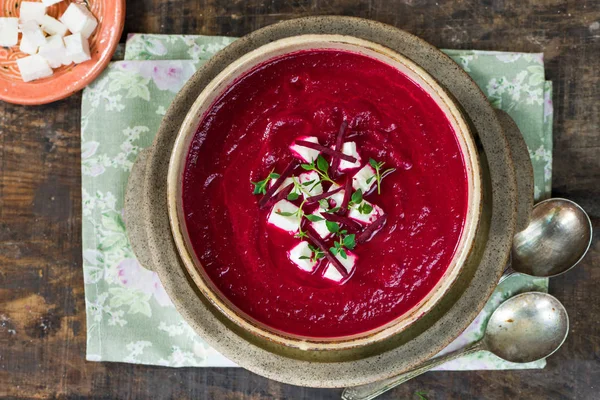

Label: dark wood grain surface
[1,1,599,399]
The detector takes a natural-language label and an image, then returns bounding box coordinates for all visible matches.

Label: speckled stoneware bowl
[166,35,483,351]
[124,16,533,388]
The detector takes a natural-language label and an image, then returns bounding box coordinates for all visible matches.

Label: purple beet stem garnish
[306,186,343,204]
[339,178,352,215]
[322,212,363,230]
[357,215,387,244]
[331,120,348,172]
[294,140,357,163]
[306,228,348,278]
[258,160,298,209]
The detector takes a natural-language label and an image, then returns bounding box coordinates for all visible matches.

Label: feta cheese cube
[288,241,317,272]
[19,34,38,55]
[0,18,19,47]
[323,251,357,282]
[39,15,67,36]
[309,208,332,239]
[38,35,69,68]
[338,142,361,171]
[20,20,47,47]
[349,200,385,225]
[328,183,345,207]
[269,177,298,196]
[19,2,46,24]
[16,54,53,82]
[60,3,98,39]
[267,200,300,234]
[352,164,377,193]
[289,136,320,163]
[64,33,90,64]
[298,171,323,197]
[41,0,64,7]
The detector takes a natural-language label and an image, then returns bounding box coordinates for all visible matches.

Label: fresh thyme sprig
[322,221,356,260]
[368,158,396,195]
[329,231,356,260]
[251,170,281,195]
[299,243,326,263]
[301,155,335,185]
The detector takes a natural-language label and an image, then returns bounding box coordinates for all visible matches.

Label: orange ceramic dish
[0,0,124,105]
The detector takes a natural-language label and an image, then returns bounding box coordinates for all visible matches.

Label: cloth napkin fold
[81,33,553,369]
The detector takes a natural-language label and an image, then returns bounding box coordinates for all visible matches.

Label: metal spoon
[502,198,592,282]
[341,292,569,400]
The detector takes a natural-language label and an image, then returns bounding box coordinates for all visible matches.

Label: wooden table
[1,1,599,398]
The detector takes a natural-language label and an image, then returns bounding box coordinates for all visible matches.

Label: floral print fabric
[81,34,552,369]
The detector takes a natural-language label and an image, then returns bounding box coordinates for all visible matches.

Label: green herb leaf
[276,211,296,217]
[351,189,363,205]
[316,155,329,173]
[301,163,313,170]
[366,176,375,184]
[330,247,338,256]
[358,202,373,214]
[295,230,308,239]
[305,214,324,222]
[325,220,340,233]
[302,179,315,186]
[318,199,330,209]
[299,256,311,260]
[339,249,348,259]
[369,158,378,169]
[269,172,281,179]
[287,192,300,201]
[325,206,341,214]
[343,234,356,250]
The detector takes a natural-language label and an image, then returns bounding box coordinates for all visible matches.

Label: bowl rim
[0,0,125,105]
[129,15,518,387]
[166,34,482,350]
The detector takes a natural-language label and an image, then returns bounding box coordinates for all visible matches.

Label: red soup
[182,49,468,338]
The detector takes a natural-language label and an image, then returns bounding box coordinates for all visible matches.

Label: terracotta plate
[0,0,125,105]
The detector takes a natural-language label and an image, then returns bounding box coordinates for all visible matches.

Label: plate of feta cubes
[0,0,124,104]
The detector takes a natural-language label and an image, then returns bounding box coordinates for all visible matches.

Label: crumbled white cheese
[19,34,38,55]
[288,241,317,272]
[39,14,68,36]
[267,200,300,233]
[348,200,385,225]
[269,177,298,196]
[20,20,47,47]
[327,183,345,207]
[338,141,361,171]
[352,164,377,193]
[309,208,332,239]
[64,33,90,64]
[323,252,357,282]
[0,17,19,47]
[298,171,323,197]
[19,2,46,24]
[39,35,69,68]
[289,136,320,163]
[16,54,53,82]
[60,3,97,39]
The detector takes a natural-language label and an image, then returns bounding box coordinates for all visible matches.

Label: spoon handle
[498,265,518,283]
[341,341,485,400]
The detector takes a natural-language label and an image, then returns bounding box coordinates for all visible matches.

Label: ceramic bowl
[166,34,483,351]
[0,0,125,105]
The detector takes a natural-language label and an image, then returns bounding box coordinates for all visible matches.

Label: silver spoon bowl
[509,198,592,278]
[341,292,569,400]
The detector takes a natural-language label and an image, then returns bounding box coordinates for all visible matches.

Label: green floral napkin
[81,34,553,369]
